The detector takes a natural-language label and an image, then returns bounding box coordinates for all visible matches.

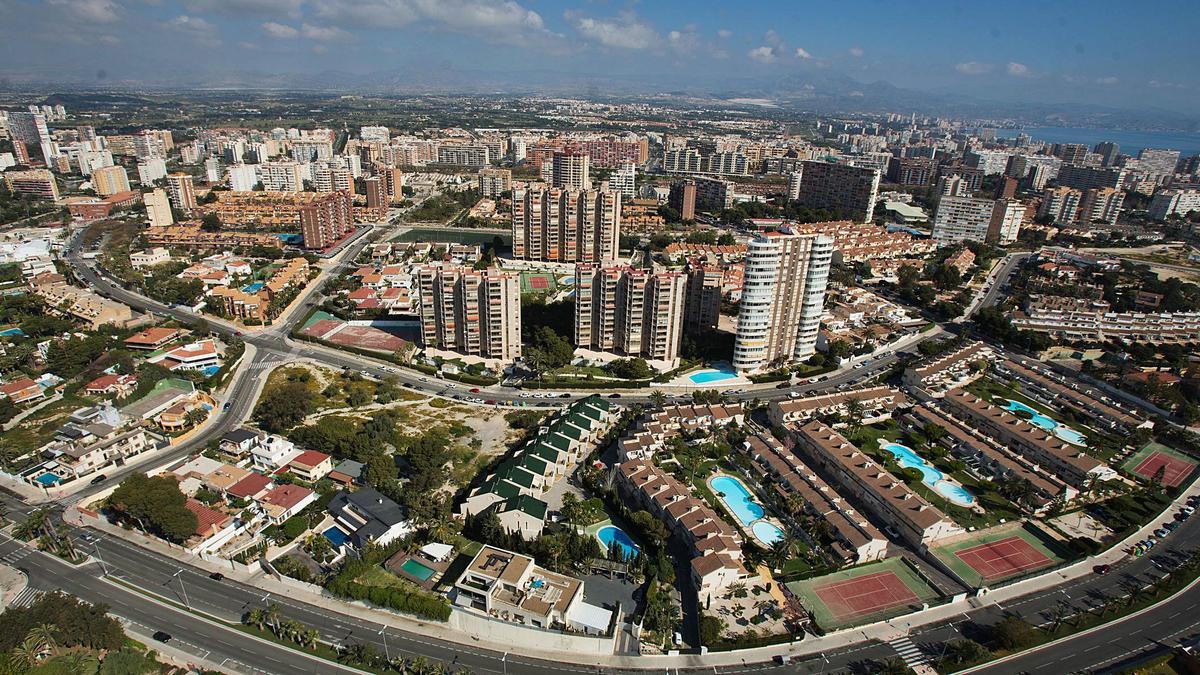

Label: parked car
[470,388,481,393]
[1092,564,1111,575]
[152,632,172,643]
[209,572,225,581]
[608,393,621,398]
[90,474,107,485]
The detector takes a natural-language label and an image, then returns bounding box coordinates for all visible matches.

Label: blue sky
[2,0,1197,113]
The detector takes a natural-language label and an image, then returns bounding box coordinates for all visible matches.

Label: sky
[2,0,1198,115]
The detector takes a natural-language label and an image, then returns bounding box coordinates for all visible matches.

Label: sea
[997,127,1200,158]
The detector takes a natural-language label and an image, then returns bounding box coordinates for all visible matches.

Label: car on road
[209,572,225,581]
[234,331,243,337]
[1154,527,1170,538]
[470,388,481,393]
[152,632,172,643]
[223,402,231,410]
[608,393,621,398]
[789,391,801,399]
[1092,564,1111,575]
[775,382,791,389]
[90,474,107,485]
[558,393,571,398]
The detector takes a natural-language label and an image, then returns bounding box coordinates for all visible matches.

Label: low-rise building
[768,387,907,427]
[284,450,333,482]
[1011,295,1200,344]
[326,487,413,548]
[0,377,45,405]
[617,403,745,461]
[902,341,995,399]
[124,327,182,350]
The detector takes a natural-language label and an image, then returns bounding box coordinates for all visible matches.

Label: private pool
[688,367,739,385]
[709,474,785,546]
[1004,399,1087,446]
[0,327,27,337]
[323,526,349,547]
[242,282,264,293]
[400,558,437,582]
[596,525,640,559]
[881,442,976,507]
[201,365,221,377]
[34,473,61,486]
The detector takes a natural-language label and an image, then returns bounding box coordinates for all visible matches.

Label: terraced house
[460,397,617,539]
[617,403,745,461]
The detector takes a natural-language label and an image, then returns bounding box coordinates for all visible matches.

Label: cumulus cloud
[1096,76,1119,85]
[748,46,781,64]
[717,29,732,39]
[795,47,812,59]
[570,11,659,50]
[48,0,120,23]
[1006,62,1030,76]
[301,23,350,40]
[262,21,299,38]
[955,61,993,75]
[665,26,700,54]
[848,46,864,57]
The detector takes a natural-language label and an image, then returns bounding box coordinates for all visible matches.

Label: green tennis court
[786,556,940,630]
[931,523,1066,588]
[1123,442,1197,488]
[519,271,558,294]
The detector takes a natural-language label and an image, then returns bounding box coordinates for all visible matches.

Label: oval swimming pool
[596,525,640,559]
[708,474,785,547]
[881,442,976,507]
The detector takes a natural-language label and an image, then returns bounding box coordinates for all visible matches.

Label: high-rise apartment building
[228,164,259,192]
[512,188,620,263]
[299,192,354,250]
[733,231,833,373]
[312,163,353,193]
[1078,187,1125,226]
[204,157,222,183]
[887,157,937,186]
[363,176,387,209]
[136,158,168,185]
[1038,186,1084,224]
[3,169,59,200]
[382,168,405,203]
[259,161,304,192]
[360,126,390,143]
[684,265,723,333]
[6,111,54,163]
[1051,143,1091,164]
[143,188,173,228]
[166,173,197,211]
[1093,142,1120,167]
[1056,164,1126,191]
[477,168,512,197]
[610,163,636,198]
[436,145,490,168]
[792,161,880,222]
[91,165,130,196]
[1137,148,1181,178]
[574,264,686,365]
[668,180,697,221]
[932,197,1024,245]
[551,151,590,191]
[1148,189,1200,221]
[417,266,521,361]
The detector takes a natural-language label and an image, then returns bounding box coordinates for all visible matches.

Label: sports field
[786,557,940,629]
[519,271,558,294]
[931,524,1065,588]
[1123,442,1197,488]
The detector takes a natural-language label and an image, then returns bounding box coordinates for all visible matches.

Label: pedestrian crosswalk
[0,547,33,565]
[9,587,43,608]
[888,635,931,669]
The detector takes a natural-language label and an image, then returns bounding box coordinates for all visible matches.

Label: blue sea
[999,127,1200,158]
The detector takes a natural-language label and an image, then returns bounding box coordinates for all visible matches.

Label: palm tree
[1120,579,1144,607]
[25,624,57,656]
[245,607,266,631]
[649,390,666,408]
[282,619,304,643]
[56,652,99,674]
[264,602,284,636]
[768,534,798,570]
[1046,602,1071,632]
[300,629,321,649]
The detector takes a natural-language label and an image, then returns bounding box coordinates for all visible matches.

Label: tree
[254,381,314,433]
[200,213,221,232]
[99,647,158,675]
[649,390,667,408]
[897,264,921,288]
[609,357,653,380]
[699,614,725,645]
[989,616,1038,650]
[107,473,198,542]
[362,451,398,488]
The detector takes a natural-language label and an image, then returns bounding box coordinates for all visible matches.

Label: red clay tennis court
[1132,451,1196,488]
[813,571,919,621]
[528,275,551,290]
[955,535,1051,582]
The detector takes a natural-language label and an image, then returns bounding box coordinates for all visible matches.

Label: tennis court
[1124,442,1197,488]
[520,271,558,294]
[786,557,940,629]
[931,524,1065,588]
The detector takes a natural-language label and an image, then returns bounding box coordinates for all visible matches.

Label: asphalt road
[974,252,1032,314]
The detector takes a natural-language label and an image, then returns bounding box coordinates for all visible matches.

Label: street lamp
[378,626,388,662]
[93,541,108,576]
[501,652,507,675]
[172,569,191,609]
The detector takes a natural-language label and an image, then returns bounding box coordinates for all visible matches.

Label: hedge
[325,577,451,622]
[522,378,649,390]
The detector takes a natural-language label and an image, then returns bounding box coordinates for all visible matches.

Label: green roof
[504,495,548,520]
[518,454,550,476]
[577,395,611,411]
[576,402,608,422]
[494,464,535,489]
[553,422,584,441]
[543,433,572,451]
[567,412,596,430]
[480,478,520,500]
[527,443,563,463]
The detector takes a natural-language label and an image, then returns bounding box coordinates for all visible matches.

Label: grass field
[1122,442,1198,488]
[519,271,558,294]
[930,523,1067,588]
[786,556,940,630]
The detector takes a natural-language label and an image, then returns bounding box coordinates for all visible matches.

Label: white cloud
[848,46,864,57]
[795,47,812,59]
[262,21,299,38]
[1006,62,1030,76]
[748,46,780,64]
[570,11,659,50]
[955,61,993,75]
[1096,76,1119,85]
[301,23,349,41]
[665,26,699,54]
[314,0,548,38]
[165,14,219,45]
[185,0,304,19]
[764,29,783,46]
[48,0,120,23]
[717,29,732,39]
[98,34,121,45]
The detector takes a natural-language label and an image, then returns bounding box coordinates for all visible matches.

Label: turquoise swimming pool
[689,367,738,385]
[242,282,264,293]
[400,558,437,581]
[1004,399,1087,446]
[881,442,976,507]
[708,475,784,546]
[596,525,640,559]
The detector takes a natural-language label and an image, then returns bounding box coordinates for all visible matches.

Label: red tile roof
[261,484,313,511]
[289,450,331,469]
[185,498,231,537]
[226,472,273,498]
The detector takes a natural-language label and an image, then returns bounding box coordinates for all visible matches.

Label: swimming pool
[689,367,738,385]
[400,558,437,582]
[242,282,264,293]
[201,365,220,377]
[596,525,640,559]
[709,475,785,546]
[881,442,976,507]
[0,327,27,337]
[1004,399,1087,446]
[323,526,349,547]
[34,473,61,486]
